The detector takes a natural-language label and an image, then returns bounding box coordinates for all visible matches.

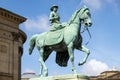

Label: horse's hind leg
[39,61,43,76]
[78,45,90,65]
[39,48,48,77]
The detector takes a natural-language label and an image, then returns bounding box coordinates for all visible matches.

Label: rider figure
[49,5,63,31]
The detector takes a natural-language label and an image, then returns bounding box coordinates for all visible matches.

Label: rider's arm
[49,12,60,22]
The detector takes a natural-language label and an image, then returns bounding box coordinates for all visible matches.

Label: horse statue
[29,6,92,77]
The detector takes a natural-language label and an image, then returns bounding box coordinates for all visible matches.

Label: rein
[81,8,91,45]
[84,26,91,45]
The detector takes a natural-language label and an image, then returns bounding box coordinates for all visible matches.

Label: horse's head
[79,6,92,27]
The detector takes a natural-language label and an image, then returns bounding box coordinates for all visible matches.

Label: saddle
[44,29,64,45]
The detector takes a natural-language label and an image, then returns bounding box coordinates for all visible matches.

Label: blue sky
[1,0,120,76]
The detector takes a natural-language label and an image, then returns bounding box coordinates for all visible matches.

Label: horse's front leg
[78,45,90,65]
[39,48,48,77]
[67,42,77,74]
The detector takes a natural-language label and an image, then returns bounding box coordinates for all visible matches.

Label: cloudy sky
[1,0,120,76]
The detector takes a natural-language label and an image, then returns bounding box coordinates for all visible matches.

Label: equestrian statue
[29,5,92,77]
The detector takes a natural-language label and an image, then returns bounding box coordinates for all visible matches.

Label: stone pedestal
[29,74,89,80]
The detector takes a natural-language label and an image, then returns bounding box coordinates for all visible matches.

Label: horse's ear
[84,5,87,8]
[83,5,89,11]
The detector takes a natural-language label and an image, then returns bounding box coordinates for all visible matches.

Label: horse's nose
[89,22,92,26]
[85,23,88,26]
[85,22,92,26]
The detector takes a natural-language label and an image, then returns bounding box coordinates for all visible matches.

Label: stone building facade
[0,7,26,80]
[90,70,120,80]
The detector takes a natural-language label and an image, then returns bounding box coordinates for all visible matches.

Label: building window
[0,45,7,53]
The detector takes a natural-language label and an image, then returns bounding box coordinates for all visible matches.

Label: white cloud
[24,15,49,32]
[24,68,35,73]
[82,59,109,76]
[82,0,102,10]
[82,0,119,12]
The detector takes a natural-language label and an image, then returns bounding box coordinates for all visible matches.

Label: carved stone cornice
[0,7,27,24]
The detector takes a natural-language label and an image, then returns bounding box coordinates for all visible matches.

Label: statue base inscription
[29,74,89,80]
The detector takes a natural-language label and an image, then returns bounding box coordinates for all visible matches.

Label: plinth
[29,74,89,80]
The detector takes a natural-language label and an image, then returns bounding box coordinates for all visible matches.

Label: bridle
[69,7,92,45]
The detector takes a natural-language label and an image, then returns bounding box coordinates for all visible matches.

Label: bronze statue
[49,5,62,31]
[29,5,92,77]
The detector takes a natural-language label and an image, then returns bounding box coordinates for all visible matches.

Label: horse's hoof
[78,62,85,66]
[39,74,43,77]
[44,70,48,77]
[78,63,80,66]
[73,70,77,75]
[44,73,48,77]
[78,63,82,66]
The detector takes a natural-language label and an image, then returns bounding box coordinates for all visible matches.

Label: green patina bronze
[49,5,65,31]
[29,5,92,77]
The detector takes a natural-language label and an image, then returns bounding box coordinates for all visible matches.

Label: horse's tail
[29,34,38,55]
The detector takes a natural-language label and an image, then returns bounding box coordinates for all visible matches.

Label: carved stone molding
[0,8,26,24]
[11,32,19,41]
[0,30,13,40]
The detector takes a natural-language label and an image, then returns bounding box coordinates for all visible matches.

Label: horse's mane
[68,7,89,25]
[68,9,80,24]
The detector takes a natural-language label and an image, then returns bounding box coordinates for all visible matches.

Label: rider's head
[50,5,58,12]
